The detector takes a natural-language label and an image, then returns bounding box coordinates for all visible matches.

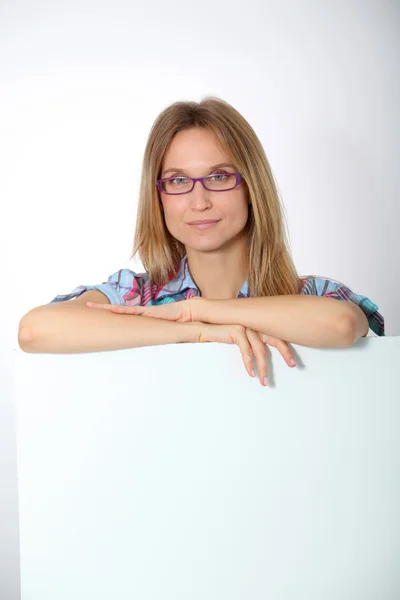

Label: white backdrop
[1,1,399,597]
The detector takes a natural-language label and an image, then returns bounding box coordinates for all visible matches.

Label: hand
[196,323,296,386]
[86,298,296,385]
[246,328,296,386]
[85,296,204,323]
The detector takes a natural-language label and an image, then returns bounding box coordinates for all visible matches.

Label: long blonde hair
[129,96,302,297]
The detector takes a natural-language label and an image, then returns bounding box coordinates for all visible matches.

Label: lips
[188,220,220,230]
[187,220,220,225]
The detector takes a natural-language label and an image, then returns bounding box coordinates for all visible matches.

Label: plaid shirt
[49,254,385,337]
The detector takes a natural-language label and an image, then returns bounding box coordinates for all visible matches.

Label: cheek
[166,200,186,216]
[162,206,184,229]
[227,201,249,222]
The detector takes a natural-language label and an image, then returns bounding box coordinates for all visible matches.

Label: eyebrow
[162,162,236,177]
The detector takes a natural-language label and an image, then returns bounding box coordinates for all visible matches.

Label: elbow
[18,324,36,352]
[337,313,358,347]
[18,308,42,350]
[339,306,370,345]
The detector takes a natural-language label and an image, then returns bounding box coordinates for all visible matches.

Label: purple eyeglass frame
[156,173,243,195]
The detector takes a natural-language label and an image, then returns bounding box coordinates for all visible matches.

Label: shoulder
[299,274,353,296]
[48,267,152,306]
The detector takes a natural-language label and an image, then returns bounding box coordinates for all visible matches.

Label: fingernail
[290,359,296,366]
[263,376,268,386]
[251,369,255,377]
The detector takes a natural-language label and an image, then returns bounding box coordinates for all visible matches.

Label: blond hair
[129,96,302,297]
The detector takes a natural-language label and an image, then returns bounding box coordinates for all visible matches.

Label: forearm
[197,296,354,348]
[18,304,199,354]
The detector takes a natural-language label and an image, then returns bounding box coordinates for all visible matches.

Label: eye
[170,177,188,185]
[208,173,228,181]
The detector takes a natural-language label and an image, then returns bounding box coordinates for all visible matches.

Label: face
[159,127,250,253]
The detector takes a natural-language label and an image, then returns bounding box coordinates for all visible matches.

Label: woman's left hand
[85,296,205,323]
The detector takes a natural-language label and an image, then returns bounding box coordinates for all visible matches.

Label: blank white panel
[13,337,400,599]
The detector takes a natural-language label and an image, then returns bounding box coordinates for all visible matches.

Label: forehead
[163,128,228,163]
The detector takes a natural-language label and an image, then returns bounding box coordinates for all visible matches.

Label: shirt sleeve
[301,276,385,337]
[47,268,144,306]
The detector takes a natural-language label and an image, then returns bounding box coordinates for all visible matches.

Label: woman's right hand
[195,323,296,386]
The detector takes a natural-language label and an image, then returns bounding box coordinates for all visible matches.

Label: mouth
[187,220,220,230]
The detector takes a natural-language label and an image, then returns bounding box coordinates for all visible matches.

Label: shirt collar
[154,253,250,300]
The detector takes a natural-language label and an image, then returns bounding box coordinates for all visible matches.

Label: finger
[107,305,144,314]
[109,306,137,313]
[246,329,268,386]
[273,339,296,367]
[86,302,113,309]
[234,328,255,379]
[260,334,296,367]
[86,302,142,315]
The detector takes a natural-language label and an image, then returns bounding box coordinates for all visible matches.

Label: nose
[188,179,212,208]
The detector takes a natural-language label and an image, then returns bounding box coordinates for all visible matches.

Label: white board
[13,337,400,599]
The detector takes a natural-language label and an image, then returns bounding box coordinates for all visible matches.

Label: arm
[18,303,199,354]
[193,295,367,349]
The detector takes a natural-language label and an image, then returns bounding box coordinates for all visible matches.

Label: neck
[186,240,249,300]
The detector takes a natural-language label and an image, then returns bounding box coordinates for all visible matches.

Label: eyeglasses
[157,172,243,195]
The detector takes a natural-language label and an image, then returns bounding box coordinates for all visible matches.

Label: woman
[18,97,385,386]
